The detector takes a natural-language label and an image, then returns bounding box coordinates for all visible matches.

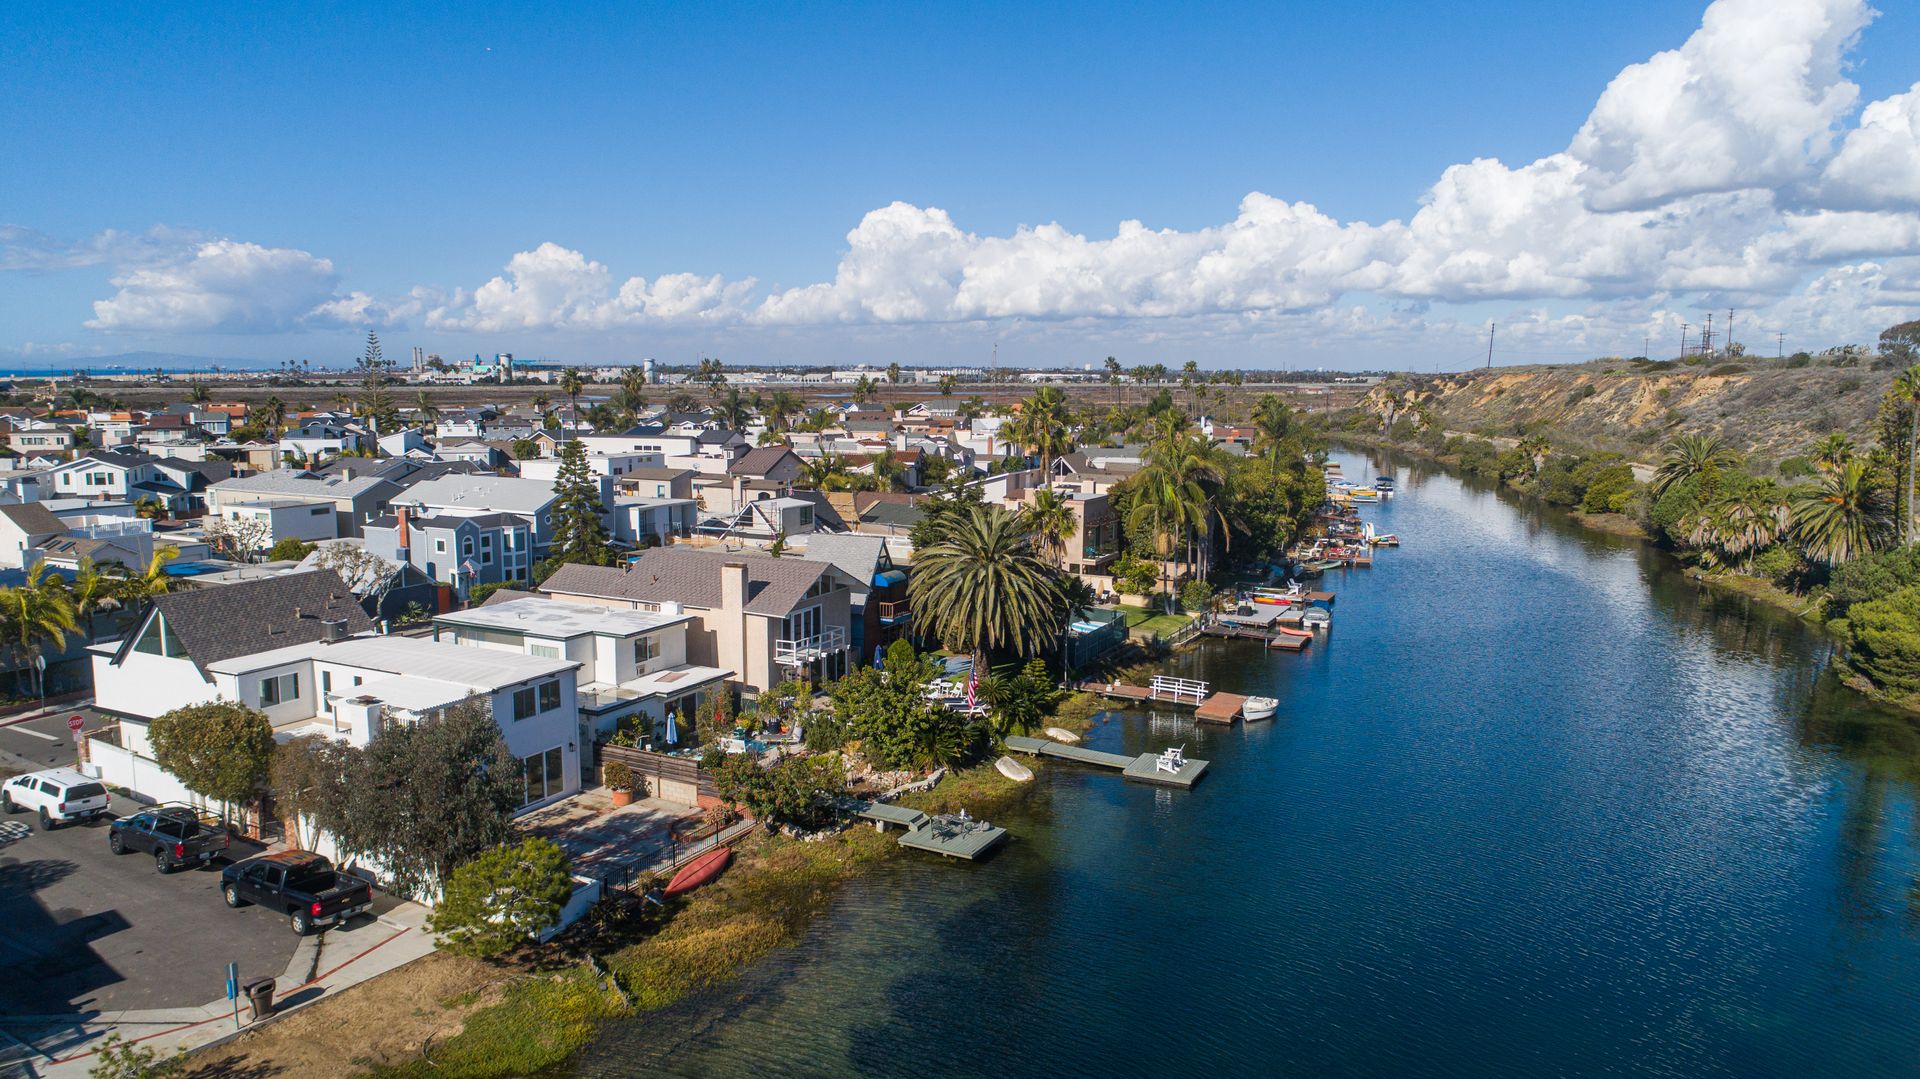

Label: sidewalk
[5,902,439,1078]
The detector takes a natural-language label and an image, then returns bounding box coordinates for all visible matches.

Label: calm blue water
[572,449,1920,1078]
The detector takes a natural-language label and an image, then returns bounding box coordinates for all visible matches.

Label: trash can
[243,976,276,1021]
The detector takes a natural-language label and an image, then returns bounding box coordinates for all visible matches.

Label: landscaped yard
[1124,610,1195,638]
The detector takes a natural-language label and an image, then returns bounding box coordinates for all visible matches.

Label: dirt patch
[177,953,503,1078]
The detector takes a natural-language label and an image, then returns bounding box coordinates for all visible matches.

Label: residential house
[376,427,431,457]
[0,502,64,569]
[7,423,76,458]
[214,497,340,550]
[88,570,585,812]
[541,549,858,693]
[610,496,698,547]
[432,596,731,747]
[362,505,535,597]
[279,418,371,461]
[434,440,512,469]
[206,469,402,538]
[614,465,695,500]
[797,533,910,666]
[387,474,564,555]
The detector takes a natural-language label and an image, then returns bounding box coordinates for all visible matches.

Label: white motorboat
[1241,696,1279,721]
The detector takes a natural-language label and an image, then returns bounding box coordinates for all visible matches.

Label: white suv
[2,768,110,829]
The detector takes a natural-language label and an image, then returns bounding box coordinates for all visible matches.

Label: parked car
[1,768,110,830]
[220,851,375,935]
[109,804,231,873]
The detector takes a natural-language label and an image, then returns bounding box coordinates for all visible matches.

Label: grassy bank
[199,759,1046,1078]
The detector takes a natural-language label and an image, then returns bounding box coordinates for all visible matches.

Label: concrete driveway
[0,793,302,1017]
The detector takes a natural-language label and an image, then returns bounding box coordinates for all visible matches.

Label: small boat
[1300,607,1332,629]
[1241,696,1278,721]
[1375,476,1395,492]
[1043,726,1081,743]
[1273,625,1313,639]
[1371,533,1400,547]
[1309,559,1345,573]
[663,846,733,899]
[996,755,1034,782]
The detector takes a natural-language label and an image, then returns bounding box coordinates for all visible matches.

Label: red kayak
[663,847,733,899]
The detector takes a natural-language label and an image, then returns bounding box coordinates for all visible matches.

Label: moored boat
[664,846,733,899]
[1241,696,1278,721]
[995,755,1035,782]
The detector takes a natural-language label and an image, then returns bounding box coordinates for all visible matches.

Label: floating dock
[1004,735,1210,789]
[845,799,1007,859]
[1193,693,1248,724]
[1202,623,1309,650]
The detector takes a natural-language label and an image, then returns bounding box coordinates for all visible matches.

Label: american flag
[965,666,978,711]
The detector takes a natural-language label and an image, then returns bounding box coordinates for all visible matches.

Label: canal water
[573,449,1920,1078]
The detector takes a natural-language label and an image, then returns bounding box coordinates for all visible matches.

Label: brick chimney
[395,504,412,563]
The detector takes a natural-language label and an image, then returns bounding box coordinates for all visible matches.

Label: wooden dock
[844,799,1008,859]
[1004,735,1209,789]
[1193,693,1247,724]
[1201,623,1309,650]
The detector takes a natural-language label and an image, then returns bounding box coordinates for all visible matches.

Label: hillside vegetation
[1374,357,1894,466]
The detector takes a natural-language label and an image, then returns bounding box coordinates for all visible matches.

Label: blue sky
[4,1,1919,369]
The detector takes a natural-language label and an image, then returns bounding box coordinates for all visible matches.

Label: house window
[513,686,537,720]
[521,746,565,806]
[257,672,299,707]
[633,635,660,664]
[529,643,560,659]
[462,537,474,556]
[310,506,329,516]
[321,670,332,694]
[539,680,562,712]
[435,539,447,553]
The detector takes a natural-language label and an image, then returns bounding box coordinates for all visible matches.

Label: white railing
[1149,675,1209,702]
[776,626,848,665]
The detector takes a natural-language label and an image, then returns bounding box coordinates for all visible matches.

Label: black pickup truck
[108,805,230,873]
[220,851,375,935]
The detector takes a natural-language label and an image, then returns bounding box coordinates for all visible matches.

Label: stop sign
[67,715,83,732]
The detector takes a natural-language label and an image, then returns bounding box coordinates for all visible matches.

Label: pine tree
[545,438,612,572]
[357,331,398,434]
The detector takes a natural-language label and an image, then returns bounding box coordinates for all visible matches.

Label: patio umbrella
[664,709,679,746]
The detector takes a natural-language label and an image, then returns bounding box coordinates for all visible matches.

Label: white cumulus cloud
[1821,81,1920,209]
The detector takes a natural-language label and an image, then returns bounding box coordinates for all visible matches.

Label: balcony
[876,600,912,625]
[775,626,848,665]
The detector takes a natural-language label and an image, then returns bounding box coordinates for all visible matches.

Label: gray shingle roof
[0,502,64,536]
[542,549,847,616]
[799,533,888,595]
[126,569,374,671]
[726,447,795,477]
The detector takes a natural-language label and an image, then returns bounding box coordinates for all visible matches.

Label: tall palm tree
[1251,394,1296,466]
[531,391,552,414]
[886,362,902,386]
[69,556,116,641]
[413,391,441,430]
[1651,433,1737,497]
[1020,487,1077,566]
[556,367,585,439]
[1892,364,1920,542]
[764,390,804,432]
[851,375,877,404]
[715,386,753,431]
[868,447,908,492]
[186,382,211,405]
[0,562,78,697]
[620,365,649,418]
[800,453,846,490]
[937,374,957,399]
[1015,385,1073,479]
[257,395,288,434]
[1792,458,1889,564]
[1128,420,1226,609]
[908,505,1060,665]
[1516,434,1551,474]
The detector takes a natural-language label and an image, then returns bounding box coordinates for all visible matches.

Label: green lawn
[1125,610,1195,637]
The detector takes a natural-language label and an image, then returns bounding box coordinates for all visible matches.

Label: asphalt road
[0,793,301,1016]
[0,708,93,776]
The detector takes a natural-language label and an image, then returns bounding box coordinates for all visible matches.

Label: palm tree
[937,375,957,399]
[118,547,180,603]
[186,382,211,405]
[763,390,804,433]
[257,395,288,434]
[620,365,650,417]
[868,447,908,492]
[800,453,846,490]
[1128,420,1226,610]
[1251,394,1296,466]
[851,375,877,405]
[1792,458,1889,564]
[715,386,753,431]
[413,391,441,430]
[1812,432,1854,473]
[0,562,78,697]
[532,391,552,414]
[1516,434,1551,474]
[1651,433,1737,497]
[1014,386,1073,479]
[556,367,585,439]
[1892,364,1920,541]
[908,504,1060,665]
[1020,487,1077,566]
[69,556,116,641]
[886,362,902,386]
[1105,356,1123,409]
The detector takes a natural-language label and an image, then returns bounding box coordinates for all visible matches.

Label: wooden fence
[599,744,719,802]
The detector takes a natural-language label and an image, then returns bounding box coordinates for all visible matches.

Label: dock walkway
[1004,735,1209,789]
[843,799,1007,860]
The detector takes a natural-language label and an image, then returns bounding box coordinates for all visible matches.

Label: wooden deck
[1004,735,1209,789]
[1193,693,1246,724]
[844,799,1007,860]
[1200,623,1311,650]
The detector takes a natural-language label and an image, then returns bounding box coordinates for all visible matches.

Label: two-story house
[362,504,535,597]
[432,595,732,749]
[796,533,910,665]
[540,549,857,694]
[88,569,585,812]
[207,469,402,538]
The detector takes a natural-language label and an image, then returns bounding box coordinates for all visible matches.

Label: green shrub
[1828,547,1920,622]
[1847,585,1920,697]
[429,838,577,958]
[1579,465,1638,514]
[267,537,315,562]
[1777,456,1814,479]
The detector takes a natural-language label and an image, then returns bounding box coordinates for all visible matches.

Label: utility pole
[1644,335,1650,359]
[1486,322,1496,369]
[1727,309,1735,357]
[1776,331,1785,358]
[1702,313,1714,357]
[1680,323,1689,359]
